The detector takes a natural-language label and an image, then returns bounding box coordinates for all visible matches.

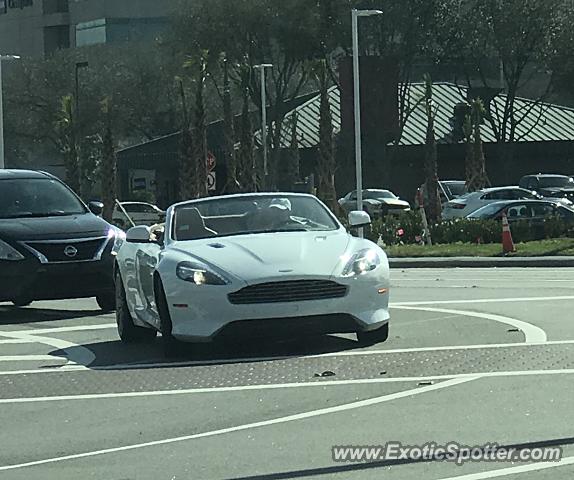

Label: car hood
[0,214,112,241]
[171,230,353,283]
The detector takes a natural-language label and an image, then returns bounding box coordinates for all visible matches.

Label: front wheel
[356,323,389,346]
[115,272,157,343]
[12,297,33,307]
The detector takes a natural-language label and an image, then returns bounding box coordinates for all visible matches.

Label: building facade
[0,0,177,57]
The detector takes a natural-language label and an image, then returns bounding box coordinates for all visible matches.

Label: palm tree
[55,95,80,195]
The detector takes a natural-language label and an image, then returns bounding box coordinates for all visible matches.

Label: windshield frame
[166,193,343,243]
[0,177,88,220]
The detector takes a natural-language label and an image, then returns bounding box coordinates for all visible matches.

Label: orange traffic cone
[501,213,516,254]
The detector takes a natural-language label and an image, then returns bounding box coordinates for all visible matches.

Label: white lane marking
[0,331,95,367]
[0,339,35,345]
[0,355,64,362]
[1,369,574,405]
[3,324,116,335]
[391,295,574,306]
[0,377,475,472]
[437,455,574,480]
[393,306,547,344]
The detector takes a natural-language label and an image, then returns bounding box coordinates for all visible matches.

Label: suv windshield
[0,178,86,219]
[539,176,574,188]
[173,195,339,241]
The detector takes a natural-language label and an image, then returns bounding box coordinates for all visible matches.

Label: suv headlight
[342,248,381,277]
[0,239,25,261]
[176,261,230,286]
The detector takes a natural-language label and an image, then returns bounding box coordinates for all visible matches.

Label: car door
[134,238,162,327]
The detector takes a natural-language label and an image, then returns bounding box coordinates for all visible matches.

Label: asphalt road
[0,268,573,480]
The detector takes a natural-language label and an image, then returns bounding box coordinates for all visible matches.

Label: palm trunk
[100,99,117,223]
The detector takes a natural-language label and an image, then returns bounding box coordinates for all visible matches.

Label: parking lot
[0,267,573,480]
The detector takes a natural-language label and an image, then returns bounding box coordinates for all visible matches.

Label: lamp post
[352,9,382,237]
[0,55,21,169]
[254,63,273,190]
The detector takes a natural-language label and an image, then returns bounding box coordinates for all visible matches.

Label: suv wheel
[356,323,389,346]
[96,292,116,312]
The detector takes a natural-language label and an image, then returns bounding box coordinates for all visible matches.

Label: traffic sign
[207,172,216,191]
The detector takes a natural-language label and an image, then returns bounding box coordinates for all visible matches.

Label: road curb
[389,256,574,268]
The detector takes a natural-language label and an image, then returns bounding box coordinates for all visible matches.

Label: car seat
[176,208,217,240]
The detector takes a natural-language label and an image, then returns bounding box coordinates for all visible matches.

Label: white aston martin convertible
[114,193,390,355]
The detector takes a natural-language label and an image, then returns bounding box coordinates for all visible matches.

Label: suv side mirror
[348,211,371,228]
[88,201,104,216]
[126,225,152,244]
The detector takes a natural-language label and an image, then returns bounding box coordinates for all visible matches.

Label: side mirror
[88,201,104,216]
[126,225,152,244]
[348,210,371,228]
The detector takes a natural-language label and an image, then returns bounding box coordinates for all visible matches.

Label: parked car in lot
[338,189,410,217]
[518,174,574,202]
[417,180,467,207]
[442,187,542,219]
[115,193,391,355]
[466,199,574,222]
[112,201,165,229]
[0,170,122,310]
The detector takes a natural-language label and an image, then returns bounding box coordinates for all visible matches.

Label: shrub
[367,211,574,246]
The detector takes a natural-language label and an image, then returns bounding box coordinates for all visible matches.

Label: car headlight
[109,227,127,256]
[0,239,25,261]
[341,248,381,277]
[176,261,230,286]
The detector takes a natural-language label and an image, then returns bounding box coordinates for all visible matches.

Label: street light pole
[0,55,21,169]
[351,9,382,238]
[254,63,273,191]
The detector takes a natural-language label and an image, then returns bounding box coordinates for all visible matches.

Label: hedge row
[366,211,574,246]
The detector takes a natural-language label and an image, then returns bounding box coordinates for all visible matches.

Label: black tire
[154,276,184,358]
[12,297,33,307]
[96,291,116,312]
[115,272,157,343]
[356,323,389,346]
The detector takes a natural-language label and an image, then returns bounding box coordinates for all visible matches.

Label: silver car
[339,189,411,218]
[442,187,542,219]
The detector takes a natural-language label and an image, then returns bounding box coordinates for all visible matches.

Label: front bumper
[0,253,114,302]
[166,276,390,342]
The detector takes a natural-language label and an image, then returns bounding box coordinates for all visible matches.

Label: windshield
[442,182,468,198]
[172,195,339,241]
[364,190,396,200]
[0,178,86,219]
[538,176,574,188]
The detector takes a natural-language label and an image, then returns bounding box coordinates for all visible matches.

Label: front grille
[228,280,348,305]
[22,237,108,263]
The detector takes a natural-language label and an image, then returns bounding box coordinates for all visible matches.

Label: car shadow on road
[222,436,574,480]
[62,334,365,369]
[0,306,106,326]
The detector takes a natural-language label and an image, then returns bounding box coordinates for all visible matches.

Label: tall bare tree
[100,97,117,222]
[423,75,442,222]
[315,60,338,212]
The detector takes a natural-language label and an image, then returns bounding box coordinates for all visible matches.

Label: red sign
[207,152,216,172]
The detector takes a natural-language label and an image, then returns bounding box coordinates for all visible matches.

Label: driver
[268,198,298,229]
